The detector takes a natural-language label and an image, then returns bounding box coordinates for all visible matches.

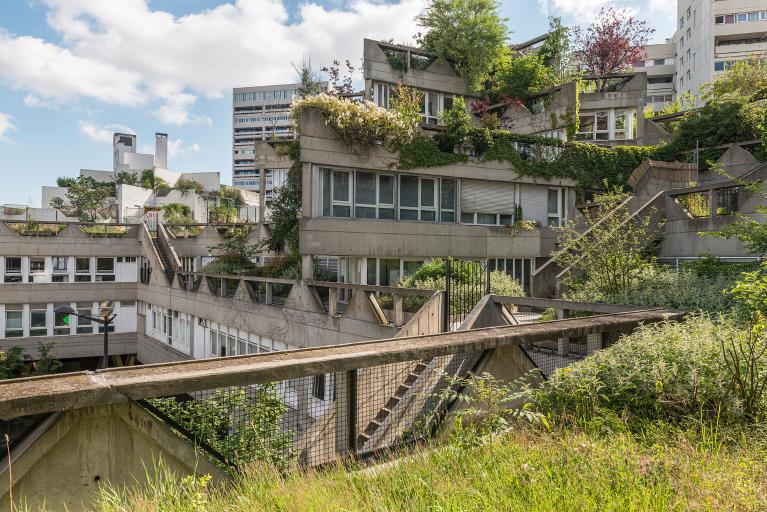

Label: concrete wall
[0,401,225,512]
[41,186,67,209]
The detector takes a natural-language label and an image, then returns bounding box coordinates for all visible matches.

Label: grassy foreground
[97,427,767,512]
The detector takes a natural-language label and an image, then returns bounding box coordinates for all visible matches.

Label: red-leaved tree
[572,7,654,90]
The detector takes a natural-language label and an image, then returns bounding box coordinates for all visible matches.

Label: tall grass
[95,427,767,512]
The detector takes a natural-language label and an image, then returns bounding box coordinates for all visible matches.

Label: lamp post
[55,305,116,369]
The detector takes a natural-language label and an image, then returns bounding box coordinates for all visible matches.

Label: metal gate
[443,258,490,332]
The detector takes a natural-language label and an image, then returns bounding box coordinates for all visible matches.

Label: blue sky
[0,0,675,206]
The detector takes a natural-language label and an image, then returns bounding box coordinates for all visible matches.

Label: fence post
[328,287,337,316]
[393,293,403,326]
[557,336,569,356]
[586,332,602,355]
[443,257,451,333]
[265,282,273,305]
[334,369,358,458]
[485,260,491,295]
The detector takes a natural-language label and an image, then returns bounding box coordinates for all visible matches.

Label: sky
[0,0,676,206]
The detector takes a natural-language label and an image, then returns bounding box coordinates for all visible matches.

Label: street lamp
[54,305,116,369]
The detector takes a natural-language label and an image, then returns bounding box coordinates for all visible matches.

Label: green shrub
[564,265,740,313]
[533,316,746,425]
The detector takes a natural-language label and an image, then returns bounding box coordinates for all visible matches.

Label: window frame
[4,305,23,338]
[547,188,567,227]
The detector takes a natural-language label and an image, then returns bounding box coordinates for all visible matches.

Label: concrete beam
[0,308,684,420]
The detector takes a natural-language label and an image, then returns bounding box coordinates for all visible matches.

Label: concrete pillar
[258,168,266,224]
[709,188,717,218]
[265,282,273,305]
[393,294,404,327]
[301,255,313,280]
[586,332,602,355]
[328,288,338,316]
[557,336,568,356]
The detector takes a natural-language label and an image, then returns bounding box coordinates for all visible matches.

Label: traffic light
[61,314,70,325]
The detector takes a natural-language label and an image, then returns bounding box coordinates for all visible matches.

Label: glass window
[5,257,21,273]
[312,374,326,400]
[96,258,114,273]
[614,111,627,140]
[321,168,352,218]
[5,305,22,338]
[77,302,93,334]
[547,188,566,227]
[366,258,377,285]
[379,259,400,287]
[355,171,377,219]
[461,212,475,224]
[29,257,45,273]
[748,12,758,22]
[477,213,497,225]
[440,179,456,222]
[737,13,748,22]
[378,175,395,219]
[76,257,90,273]
[54,304,71,335]
[595,111,609,140]
[403,260,424,277]
[52,257,67,272]
[29,304,47,337]
[725,14,735,23]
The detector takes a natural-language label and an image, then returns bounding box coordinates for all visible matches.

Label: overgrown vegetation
[148,385,294,473]
[0,342,62,380]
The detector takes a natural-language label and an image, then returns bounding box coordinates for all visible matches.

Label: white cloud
[23,94,54,108]
[154,93,212,126]
[0,0,427,125]
[0,113,17,143]
[538,0,640,23]
[168,138,202,158]
[79,120,135,143]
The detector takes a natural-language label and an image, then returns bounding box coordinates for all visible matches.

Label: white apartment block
[676,0,767,99]
[232,84,301,196]
[632,42,676,109]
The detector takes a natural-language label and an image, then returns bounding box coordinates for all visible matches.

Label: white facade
[675,0,767,99]
[632,42,676,109]
[232,84,301,192]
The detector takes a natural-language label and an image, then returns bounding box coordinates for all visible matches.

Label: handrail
[0,308,685,420]
[490,295,662,314]
[306,280,436,297]
[180,271,297,286]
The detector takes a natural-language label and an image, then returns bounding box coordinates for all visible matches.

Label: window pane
[400,209,419,221]
[5,258,21,272]
[356,172,376,205]
[378,175,394,205]
[441,179,455,210]
[400,176,419,207]
[333,171,349,202]
[403,260,423,277]
[355,206,376,219]
[548,189,559,214]
[378,208,395,220]
[441,211,455,223]
[30,258,45,272]
[322,169,331,216]
[97,258,114,272]
[461,212,475,223]
[30,309,47,328]
[420,210,436,222]
[332,205,351,218]
[477,213,497,225]
[76,258,90,272]
[379,259,400,286]
[500,214,513,225]
[595,111,608,130]
[366,259,377,285]
[421,179,435,207]
[5,309,22,330]
[427,92,438,117]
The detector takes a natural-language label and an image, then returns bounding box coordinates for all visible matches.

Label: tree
[264,158,302,254]
[493,53,553,100]
[208,226,260,272]
[51,176,115,222]
[538,17,572,82]
[321,60,355,96]
[113,171,138,186]
[174,178,204,195]
[293,57,323,98]
[555,188,662,297]
[572,7,654,91]
[416,0,509,92]
[702,57,767,103]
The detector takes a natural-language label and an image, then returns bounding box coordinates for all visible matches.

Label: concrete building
[232,84,301,196]
[632,41,677,110]
[675,0,767,99]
